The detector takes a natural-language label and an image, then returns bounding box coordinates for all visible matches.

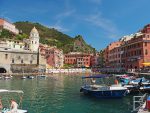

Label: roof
[0,89,24,93]
[82,74,111,79]
[30,27,39,34]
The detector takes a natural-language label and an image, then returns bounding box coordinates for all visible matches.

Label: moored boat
[121,77,150,94]
[80,75,128,98]
[37,74,47,78]
[21,76,27,79]
[27,76,34,79]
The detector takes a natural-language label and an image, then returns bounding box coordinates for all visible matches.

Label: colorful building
[90,53,99,67]
[103,41,123,72]
[120,24,150,71]
[39,45,64,68]
[103,24,150,72]
[64,52,91,67]
[0,18,19,35]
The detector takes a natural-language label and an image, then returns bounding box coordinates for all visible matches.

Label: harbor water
[0,74,134,113]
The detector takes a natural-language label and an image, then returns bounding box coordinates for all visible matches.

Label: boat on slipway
[0,89,27,113]
[80,75,128,98]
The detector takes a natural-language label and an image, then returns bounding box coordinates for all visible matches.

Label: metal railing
[132,93,148,112]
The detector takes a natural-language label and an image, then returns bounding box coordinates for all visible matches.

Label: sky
[0,0,150,50]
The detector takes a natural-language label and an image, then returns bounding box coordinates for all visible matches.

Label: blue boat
[121,77,150,94]
[80,75,128,98]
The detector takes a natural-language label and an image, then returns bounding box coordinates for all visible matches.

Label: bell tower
[29,27,40,52]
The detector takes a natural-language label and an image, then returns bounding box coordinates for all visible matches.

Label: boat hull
[80,87,127,98]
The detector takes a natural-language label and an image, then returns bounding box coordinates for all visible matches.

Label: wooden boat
[80,75,128,98]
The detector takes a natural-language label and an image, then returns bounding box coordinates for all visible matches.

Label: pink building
[90,53,99,67]
[39,45,63,68]
[0,18,19,35]
[46,48,63,68]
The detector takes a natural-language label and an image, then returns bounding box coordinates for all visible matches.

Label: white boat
[37,74,47,78]
[21,69,26,79]
[21,76,27,79]
[3,75,12,79]
[27,76,34,79]
[0,89,27,113]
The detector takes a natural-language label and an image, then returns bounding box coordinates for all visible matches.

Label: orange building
[103,41,122,72]
[121,24,150,70]
[103,24,150,72]
[64,52,91,67]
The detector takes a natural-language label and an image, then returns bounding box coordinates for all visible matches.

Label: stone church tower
[29,27,40,52]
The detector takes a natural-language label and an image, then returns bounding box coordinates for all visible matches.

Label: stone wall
[0,50,38,72]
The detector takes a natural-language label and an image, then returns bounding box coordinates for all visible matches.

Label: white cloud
[85,12,120,39]
[55,9,76,19]
[52,9,76,33]
[49,25,69,32]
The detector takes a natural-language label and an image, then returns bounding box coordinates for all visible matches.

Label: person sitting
[0,97,3,110]
[114,79,119,85]
[7,99,18,113]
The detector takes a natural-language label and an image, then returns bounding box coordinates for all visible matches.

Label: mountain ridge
[14,21,95,53]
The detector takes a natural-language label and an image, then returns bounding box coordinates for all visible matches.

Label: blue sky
[0,0,150,50]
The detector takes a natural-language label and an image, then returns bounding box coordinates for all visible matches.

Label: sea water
[0,74,133,113]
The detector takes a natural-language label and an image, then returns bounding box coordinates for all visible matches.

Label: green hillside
[14,21,95,53]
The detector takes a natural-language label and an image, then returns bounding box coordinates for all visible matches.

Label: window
[5,54,8,59]
[30,60,32,64]
[145,42,147,46]
[12,59,14,63]
[21,59,23,63]
[145,49,148,55]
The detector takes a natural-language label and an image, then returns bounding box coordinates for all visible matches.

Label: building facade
[46,47,63,68]
[0,18,19,35]
[0,27,42,73]
[103,24,150,72]
[64,52,91,67]
[90,53,99,67]
[39,45,64,69]
[121,25,150,71]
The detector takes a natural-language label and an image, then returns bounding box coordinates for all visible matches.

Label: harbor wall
[46,68,92,74]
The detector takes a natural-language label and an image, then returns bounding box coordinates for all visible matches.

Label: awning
[46,64,52,69]
[142,62,150,66]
